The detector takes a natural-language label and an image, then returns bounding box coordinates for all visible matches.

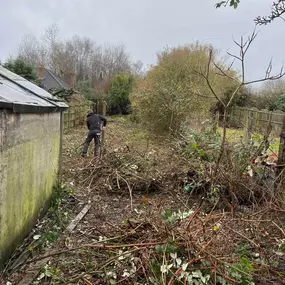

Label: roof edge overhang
[0,102,68,113]
[0,67,69,113]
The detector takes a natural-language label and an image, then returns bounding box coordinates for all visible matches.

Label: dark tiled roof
[0,66,68,113]
[40,68,71,91]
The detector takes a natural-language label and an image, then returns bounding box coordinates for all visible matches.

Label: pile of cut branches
[10,202,285,284]
[73,145,191,197]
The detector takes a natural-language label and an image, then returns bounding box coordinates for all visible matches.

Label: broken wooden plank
[66,203,92,233]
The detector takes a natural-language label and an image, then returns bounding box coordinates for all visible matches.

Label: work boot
[94,146,100,157]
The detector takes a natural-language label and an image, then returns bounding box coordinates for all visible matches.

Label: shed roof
[0,66,68,113]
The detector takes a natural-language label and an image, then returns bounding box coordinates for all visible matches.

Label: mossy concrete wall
[0,110,61,266]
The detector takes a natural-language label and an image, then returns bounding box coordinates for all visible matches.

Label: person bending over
[81,111,107,157]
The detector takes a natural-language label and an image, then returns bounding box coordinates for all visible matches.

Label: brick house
[37,67,85,105]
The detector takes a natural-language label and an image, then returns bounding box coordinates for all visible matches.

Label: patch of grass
[221,128,244,141]
[218,127,280,154]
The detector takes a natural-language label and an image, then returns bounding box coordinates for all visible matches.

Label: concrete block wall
[0,110,61,266]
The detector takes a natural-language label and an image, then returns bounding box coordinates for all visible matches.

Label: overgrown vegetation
[210,86,253,119]
[35,184,72,250]
[108,72,136,115]
[248,78,285,111]
[3,117,285,284]
[131,43,239,135]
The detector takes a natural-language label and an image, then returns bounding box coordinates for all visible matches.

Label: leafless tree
[14,24,142,94]
[17,34,45,66]
[101,43,132,77]
[195,29,285,171]
[131,60,144,76]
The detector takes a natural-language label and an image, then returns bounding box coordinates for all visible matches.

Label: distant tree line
[3,24,142,115]
[3,23,285,122]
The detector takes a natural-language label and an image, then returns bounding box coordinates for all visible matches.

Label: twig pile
[74,146,188,197]
[14,202,285,284]
[5,124,285,284]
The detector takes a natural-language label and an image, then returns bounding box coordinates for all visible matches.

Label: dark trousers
[82,130,101,156]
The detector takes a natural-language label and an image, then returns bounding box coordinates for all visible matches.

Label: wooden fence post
[238,108,242,125]
[68,107,71,130]
[249,109,254,135]
[244,108,254,144]
[244,108,249,143]
[102,100,107,117]
[277,115,285,189]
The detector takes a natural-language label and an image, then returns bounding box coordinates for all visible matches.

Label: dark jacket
[86,112,107,131]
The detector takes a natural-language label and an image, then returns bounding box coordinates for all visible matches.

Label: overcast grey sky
[1,0,284,83]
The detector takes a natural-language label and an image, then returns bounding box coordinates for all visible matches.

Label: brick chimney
[68,71,76,89]
[38,65,45,79]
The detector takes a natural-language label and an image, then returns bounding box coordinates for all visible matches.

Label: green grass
[218,127,280,154]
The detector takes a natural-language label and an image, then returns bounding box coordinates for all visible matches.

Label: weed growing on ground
[35,184,73,252]
[36,263,62,284]
[183,128,221,162]
[234,242,251,258]
[226,257,254,285]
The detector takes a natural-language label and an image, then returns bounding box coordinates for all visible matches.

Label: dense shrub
[131,43,240,136]
[108,72,135,115]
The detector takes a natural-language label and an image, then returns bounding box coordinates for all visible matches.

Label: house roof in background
[0,66,68,113]
[40,68,71,91]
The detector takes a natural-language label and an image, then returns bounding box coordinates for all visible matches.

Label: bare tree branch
[227,52,241,62]
[213,61,240,83]
[255,0,285,25]
[216,0,285,26]
[195,28,285,176]
[193,50,226,107]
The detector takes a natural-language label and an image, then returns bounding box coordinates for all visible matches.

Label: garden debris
[2,118,285,285]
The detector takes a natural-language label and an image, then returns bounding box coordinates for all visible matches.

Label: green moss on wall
[0,133,60,265]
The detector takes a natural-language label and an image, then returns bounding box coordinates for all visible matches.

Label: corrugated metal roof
[0,66,68,113]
